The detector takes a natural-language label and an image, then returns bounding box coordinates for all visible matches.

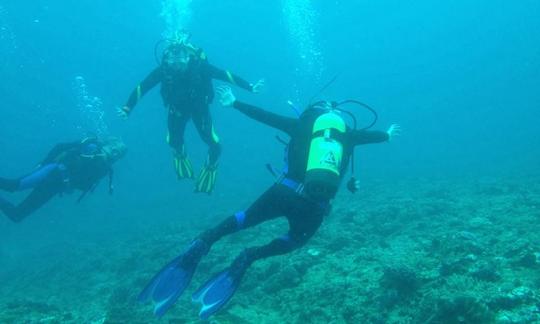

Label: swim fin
[192,251,250,320]
[138,239,208,317]
[173,152,194,179]
[195,162,218,194]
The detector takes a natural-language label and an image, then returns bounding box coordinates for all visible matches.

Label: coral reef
[1,175,539,323]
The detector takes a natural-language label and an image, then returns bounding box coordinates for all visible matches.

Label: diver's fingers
[253,79,265,92]
[116,108,126,118]
[389,124,401,133]
[216,86,231,96]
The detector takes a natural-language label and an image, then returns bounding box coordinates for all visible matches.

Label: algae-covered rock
[490,286,535,310]
[262,265,302,294]
[515,250,539,268]
[495,305,540,323]
[380,265,420,296]
[430,296,494,324]
[470,262,501,282]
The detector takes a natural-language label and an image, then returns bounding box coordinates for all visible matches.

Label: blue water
[1,0,539,321]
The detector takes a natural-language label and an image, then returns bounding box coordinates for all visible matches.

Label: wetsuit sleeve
[208,64,254,92]
[40,142,80,165]
[123,67,162,114]
[349,130,389,145]
[233,101,297,135]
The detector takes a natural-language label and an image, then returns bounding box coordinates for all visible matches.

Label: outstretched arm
[119,67,162,117]
[349,130,390,145]
[217,86,297,135]
[208,64,263,93]
[350,124,401,145]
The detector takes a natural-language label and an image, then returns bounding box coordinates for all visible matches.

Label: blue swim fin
[138,240,208,317]
[192,251,250,320]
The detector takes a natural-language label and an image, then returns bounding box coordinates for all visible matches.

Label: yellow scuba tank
[304,110,347,200]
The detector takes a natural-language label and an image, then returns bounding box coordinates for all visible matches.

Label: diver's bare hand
[251,79,265,93]
[217,86,236,107]
[117,106,130,120]
[387,124,402,141]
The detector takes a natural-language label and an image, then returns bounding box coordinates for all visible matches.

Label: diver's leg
[193,105,221,193]
[0,164,61,192]
[17,164,64,190]
[156,185,282,288]
[198,185,283,246]
[167,109,194,179]
[241,195,327,264]
[193,105,221,165]
[137,180,282,316]
[191,187,325,319]
[167,108,190,153]
[1,179,63,223]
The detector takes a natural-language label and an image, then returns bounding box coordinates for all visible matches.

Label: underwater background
[1,0,539,323]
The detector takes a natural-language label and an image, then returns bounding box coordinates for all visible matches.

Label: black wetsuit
[198,101,389,264]
[0,141,113,223]
[124,53,254,164]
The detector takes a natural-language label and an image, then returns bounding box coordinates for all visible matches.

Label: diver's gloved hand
[117,106,130,120]
[386,124,401,141]
[216,86,236,107]
[251,79,265,93]
[347,177,360,193]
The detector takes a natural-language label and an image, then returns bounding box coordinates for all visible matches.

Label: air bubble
[282,0,325,83]
[161,0,193,40]
[73,76,109,136]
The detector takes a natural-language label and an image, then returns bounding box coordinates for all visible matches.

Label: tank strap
[277,176,305,194]
[312,129,346,141]
[277,176,331,209]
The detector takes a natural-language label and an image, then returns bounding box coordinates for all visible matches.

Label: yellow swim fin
[173,152,194,180]
[195,163,218,194]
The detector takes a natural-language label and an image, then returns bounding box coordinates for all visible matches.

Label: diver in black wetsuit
[119,37,264,194]
[0,137,126,223]
[137,86,401,319]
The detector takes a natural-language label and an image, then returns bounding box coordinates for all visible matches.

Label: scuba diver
[137,86,401,319]
[0,137,126,223]
[118,33,264,194]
